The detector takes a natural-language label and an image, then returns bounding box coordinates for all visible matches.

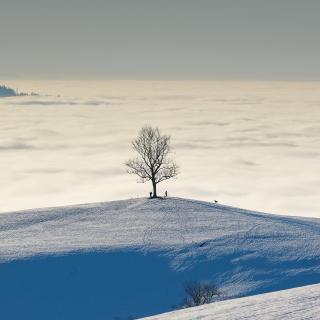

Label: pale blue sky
[1,0,319,79]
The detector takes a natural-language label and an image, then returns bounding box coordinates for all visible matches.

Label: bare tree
[183,281,221,307]
[125,126,178,198]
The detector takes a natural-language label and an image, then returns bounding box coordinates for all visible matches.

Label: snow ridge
[143,283,320,320]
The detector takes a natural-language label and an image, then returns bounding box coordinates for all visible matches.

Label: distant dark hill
[0,84,37,97]
[0,85,18,97]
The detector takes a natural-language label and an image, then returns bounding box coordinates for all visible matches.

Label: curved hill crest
[0,197,319,319]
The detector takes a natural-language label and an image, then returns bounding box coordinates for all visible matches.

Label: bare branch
[125,126,178,197]
[183,281,221,307]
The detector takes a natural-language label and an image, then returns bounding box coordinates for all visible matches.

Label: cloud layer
[1,80,320,217]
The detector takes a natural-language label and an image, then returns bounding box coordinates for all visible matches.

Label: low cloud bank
[0,80,319,217]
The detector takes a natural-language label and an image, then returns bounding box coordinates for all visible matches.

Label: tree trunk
[152,179,157,198]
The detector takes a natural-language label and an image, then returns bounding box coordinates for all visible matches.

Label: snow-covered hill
[143,283,320,320]
[0,197,319,319]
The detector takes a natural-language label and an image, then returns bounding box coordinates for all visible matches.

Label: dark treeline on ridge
[0,84,37,97]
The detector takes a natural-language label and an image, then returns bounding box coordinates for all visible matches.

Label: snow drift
[143,283,320,320]
[0,197,319,319]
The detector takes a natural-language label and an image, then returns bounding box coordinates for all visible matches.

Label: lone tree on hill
[126,126,178,198]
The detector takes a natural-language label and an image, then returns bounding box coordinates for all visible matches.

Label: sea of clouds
[0,80,319,217]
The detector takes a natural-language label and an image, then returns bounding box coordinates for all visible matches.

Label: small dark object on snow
[149,192,152,199]
[199,241,207,247]
[165,191,168,197]
[214,200,218,203]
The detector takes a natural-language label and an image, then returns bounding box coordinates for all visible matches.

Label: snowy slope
[0,197,320,319]
[143,283,320,320]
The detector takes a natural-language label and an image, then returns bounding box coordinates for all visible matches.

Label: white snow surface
[1,197,320,298]
[143,283,320,320]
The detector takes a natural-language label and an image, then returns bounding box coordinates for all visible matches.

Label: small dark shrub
[183,281,221,307]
